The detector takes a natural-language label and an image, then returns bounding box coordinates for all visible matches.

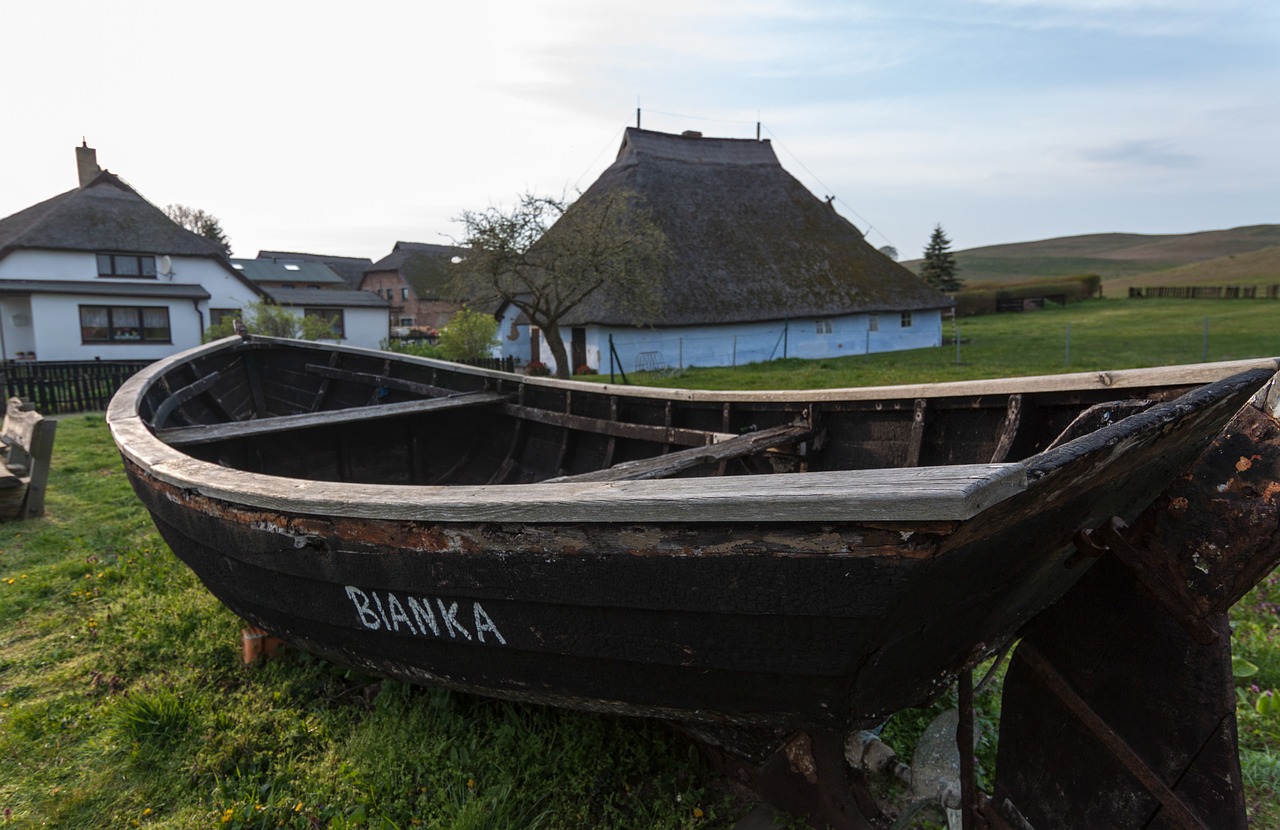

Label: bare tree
[165,203,232,255]
[454,191,668,378]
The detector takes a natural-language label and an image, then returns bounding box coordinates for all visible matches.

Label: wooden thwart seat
[1,398,57,520]
[544,422,814,483]
[156,391,510,447]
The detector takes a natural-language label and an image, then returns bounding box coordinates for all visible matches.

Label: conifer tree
[919,224,963,292]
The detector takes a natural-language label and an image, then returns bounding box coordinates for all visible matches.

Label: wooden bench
[1,398,58,520]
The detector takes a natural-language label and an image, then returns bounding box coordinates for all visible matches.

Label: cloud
[1078,139,1199,169]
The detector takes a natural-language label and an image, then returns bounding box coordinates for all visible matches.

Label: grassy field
[4,298,1280,828]
[614,298,1280,390]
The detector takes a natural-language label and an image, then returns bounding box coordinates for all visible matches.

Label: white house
[502,128,953,374]
[0,145,387,360]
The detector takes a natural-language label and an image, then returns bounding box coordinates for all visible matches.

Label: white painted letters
[343,586,505,647]
[345,586,382,630]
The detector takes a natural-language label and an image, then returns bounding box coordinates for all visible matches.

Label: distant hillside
[902,224,1280,285]
[1112,245,1280,293]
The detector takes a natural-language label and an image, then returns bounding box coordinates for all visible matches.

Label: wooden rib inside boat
[107,336,1280,829]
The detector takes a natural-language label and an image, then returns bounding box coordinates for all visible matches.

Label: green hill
[903,224,1280,285]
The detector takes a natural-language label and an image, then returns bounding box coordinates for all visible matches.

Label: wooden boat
[107,335,1280,828]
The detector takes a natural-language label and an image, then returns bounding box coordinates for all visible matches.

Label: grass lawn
[4,298,1280,827]
[608,298,1280,390]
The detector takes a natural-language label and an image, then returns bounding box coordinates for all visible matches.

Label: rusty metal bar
[1017,643,1212,830]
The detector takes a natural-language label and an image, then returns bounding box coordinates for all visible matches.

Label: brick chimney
[76,140,101,187]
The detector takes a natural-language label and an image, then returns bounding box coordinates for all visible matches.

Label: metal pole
[958,669,976,830]
[732,335,737,367]
[679,336,683,371]
[953,309,960,364]
[609,334,615,383]
[783,318,789,359]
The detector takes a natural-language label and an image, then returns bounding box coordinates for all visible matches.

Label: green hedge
[954,274,1101,317]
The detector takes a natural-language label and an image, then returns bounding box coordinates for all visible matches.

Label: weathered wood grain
[544,422,813,482]
[155,392,508,446]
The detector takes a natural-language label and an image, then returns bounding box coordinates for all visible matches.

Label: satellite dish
[159,255,173,277]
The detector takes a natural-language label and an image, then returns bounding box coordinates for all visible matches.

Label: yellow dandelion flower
[467,778,475,789]
[294,802,303,812]
[694,806,704,818]
[143,807,152,815]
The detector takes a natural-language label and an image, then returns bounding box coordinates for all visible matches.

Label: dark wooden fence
[0,360,153,415]
[1129,285,1280,299]
[460,356,517,372]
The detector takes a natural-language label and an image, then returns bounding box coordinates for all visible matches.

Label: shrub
[525,361,551,377]
[437,307,500,362]
[203,300,337,341]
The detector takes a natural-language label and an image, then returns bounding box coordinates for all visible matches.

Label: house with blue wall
[501,128,952,374]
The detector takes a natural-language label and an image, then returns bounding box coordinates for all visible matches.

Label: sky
[1,0,1276,263]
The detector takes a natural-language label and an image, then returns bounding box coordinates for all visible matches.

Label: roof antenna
[636,107,641,129]
[756,121,761,141]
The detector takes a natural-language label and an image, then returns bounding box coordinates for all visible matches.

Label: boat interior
[139,340,1213,486]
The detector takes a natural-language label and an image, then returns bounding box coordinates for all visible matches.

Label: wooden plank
[905,398,927,467]
[306,362,463,399]
[135,455,1028,523]
[989,394,1022,463]
[309,351,340,412]
[152,370,222,430]
[501,402,733,448]
[156,391,509,447]
[545,423,814,483]
[19,418,57,519]
[241,350,269,418]
[2,398,40,472]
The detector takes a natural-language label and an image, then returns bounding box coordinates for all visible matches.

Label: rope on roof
[761,124,897,252]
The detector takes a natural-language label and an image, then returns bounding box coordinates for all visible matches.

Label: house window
[868,313,880,332]
[210,308,241,328]
[96,253,157,278]
[399,317,414,327]
[80,305,171,343]
[901,311,913,328]
[305,308,344,338]
[816,320,832,335]
[401,287,409,300]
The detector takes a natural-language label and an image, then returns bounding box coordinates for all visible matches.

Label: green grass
[604,298,1280,390]
[5,301,1280,828]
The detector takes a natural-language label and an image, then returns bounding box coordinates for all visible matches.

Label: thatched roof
[0,172,231,260]
[366,241,467,300]
[557,128,951,327]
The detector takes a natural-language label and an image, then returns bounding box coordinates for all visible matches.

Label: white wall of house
[339,307,390,350]
[0,251,264,360]
[272,305,389,351]
[504,310,945,375]
[26,293,203,361]
[0,297,36,357]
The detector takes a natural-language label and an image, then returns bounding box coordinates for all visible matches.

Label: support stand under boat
[685,386,1280,830]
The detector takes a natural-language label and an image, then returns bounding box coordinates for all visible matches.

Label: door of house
[571,328,587,372]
